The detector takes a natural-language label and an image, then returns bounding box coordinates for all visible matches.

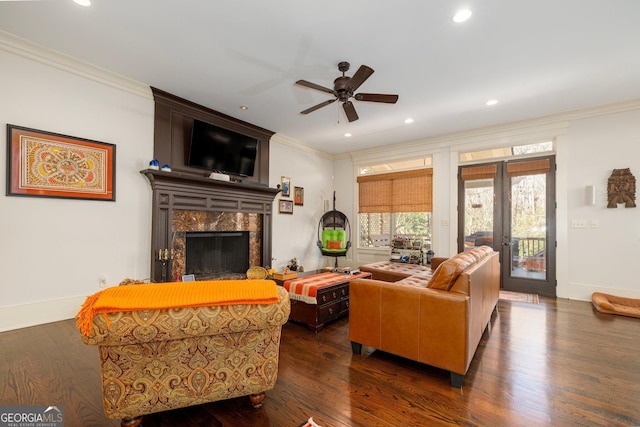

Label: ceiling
[1,1,640,155]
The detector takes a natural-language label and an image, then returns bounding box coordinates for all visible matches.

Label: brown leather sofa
[350,247,499,387]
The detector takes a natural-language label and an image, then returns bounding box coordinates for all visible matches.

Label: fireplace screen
[185,231,250,280]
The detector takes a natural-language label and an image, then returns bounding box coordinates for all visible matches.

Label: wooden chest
[289,281,350,332]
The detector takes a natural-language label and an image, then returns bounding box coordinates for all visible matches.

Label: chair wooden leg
[250,392,266,408]
[121,416,143,427]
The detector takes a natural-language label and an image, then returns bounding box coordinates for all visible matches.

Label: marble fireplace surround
[173,211,261,280]
[143,170,280,282]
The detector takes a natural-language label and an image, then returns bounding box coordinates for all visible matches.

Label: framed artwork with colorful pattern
[6,124,116,201]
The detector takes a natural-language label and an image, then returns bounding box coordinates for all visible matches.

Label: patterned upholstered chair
[79,282,290,427]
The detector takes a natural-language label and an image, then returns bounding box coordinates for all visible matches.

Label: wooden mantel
[142,169,281,282]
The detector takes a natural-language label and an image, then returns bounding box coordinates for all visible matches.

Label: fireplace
[185,231,249,280]
[143,170,280,283]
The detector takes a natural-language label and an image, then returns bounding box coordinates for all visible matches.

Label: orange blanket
[76,280,279,336]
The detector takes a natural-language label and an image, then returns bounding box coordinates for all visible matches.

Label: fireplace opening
[185,231,249,280]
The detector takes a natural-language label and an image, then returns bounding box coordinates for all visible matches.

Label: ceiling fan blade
[343,101,359,122]
[295,79,334,95]
[349,65,374,92]
[300,98,336,114]
[354,93,399,104]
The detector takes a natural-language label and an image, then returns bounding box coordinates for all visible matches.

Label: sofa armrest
[350,278,469,372]
[418,288,470,375]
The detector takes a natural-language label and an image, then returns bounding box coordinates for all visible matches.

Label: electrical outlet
[99,275,108,288]
[570,219,587,228]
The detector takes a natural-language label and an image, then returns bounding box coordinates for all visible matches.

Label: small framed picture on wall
[281,176,291,197]
[294,186,304,206]
[279,199,293,214]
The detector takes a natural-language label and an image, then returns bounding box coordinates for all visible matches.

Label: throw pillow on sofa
[427,256,474,291]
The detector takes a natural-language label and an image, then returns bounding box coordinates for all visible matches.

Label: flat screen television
[188,119,258,177]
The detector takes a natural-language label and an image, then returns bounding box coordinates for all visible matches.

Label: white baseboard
[566,283,640,302]
[0,296,86,333]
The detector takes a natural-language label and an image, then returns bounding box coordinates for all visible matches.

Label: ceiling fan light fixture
[453,9,472,23]
[295,61,398,122]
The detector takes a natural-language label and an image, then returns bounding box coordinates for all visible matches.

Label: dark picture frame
[281,176,291,197]
[6,124,116,201]
[294,186,304,206]
[279,199,293,214]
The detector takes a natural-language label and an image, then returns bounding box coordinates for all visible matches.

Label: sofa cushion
[396,270,433,288]
[427,256,474,291]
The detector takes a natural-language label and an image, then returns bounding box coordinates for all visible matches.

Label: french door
[457,155,556,296]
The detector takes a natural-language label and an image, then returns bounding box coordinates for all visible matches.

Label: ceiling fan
[295,61,399,122]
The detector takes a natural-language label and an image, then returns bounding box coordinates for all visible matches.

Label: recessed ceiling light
[453,9,472,23]
[486,99,499,106]
[240,105,248,110]
[73,0,91,6]
[404,118,414,124]
[344,133,352,138]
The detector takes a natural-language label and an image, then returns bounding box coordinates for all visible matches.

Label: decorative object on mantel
[281,176,291,197]
[272,270,297,280]
[294,186,304,206]
[279,199,293,214]
[161,164,171,172]
[6,124,116,201]
[607,168,636,208]
[148,159,159,170]
[287,257,303,272]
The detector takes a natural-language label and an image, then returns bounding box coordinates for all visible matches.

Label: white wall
[269,136,335,271]
[338,103,640,301]
[0,39,339,332]
[3,34,639,335]
[564,109,640,300]
[0,49,155,331]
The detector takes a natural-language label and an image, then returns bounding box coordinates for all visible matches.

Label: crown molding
[0,30,151,100]
[271,133,334,160]
[349,97,640,163]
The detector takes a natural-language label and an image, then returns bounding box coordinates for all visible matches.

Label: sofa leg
[121,416,143,427]
[351,341,362,355]
[250,392,266,409]
[450,372,464,388]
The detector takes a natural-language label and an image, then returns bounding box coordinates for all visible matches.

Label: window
[357,167,433,249]
[459,141,553,163]
[359,212,432,249]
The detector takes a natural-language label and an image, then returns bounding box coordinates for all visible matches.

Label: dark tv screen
[188,119,258,177]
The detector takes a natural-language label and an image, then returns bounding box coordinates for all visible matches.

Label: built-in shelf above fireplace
[142,169,280,282]
[146,88,279,282]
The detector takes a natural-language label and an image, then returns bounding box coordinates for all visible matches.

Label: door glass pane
[463,179,494,251]
[510,174,547,280]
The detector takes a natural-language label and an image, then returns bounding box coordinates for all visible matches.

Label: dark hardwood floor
[1,296,639,426]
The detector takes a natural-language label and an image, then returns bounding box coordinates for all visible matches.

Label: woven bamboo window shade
[357,168,433,213]
[507,158,551,177]
[460,164,498,181]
